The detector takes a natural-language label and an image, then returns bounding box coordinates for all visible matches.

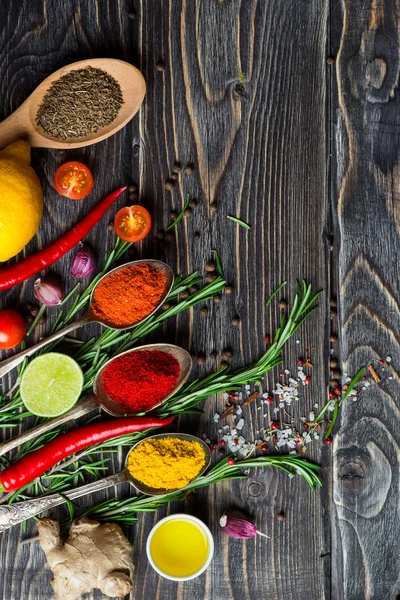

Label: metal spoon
[0,343,192,457]
[0,58,146,149]
[0,433,210,533]
[0,259,174,380]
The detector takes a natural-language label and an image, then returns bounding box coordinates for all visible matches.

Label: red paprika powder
[101,349,180,412]
[90,263,166,327]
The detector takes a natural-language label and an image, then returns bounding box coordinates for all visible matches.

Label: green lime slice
[20,352,84,417]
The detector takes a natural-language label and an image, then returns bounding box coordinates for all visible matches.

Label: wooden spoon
[0,58,146,149]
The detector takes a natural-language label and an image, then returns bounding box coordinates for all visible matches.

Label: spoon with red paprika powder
[0,343,192,457]
[0,259,174,380]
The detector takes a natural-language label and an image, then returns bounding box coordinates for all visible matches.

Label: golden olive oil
[150,518,209,577]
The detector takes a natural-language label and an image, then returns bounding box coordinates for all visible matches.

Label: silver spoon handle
[0,470,127,533]
[0,395,98,458]
[0,316,90,380]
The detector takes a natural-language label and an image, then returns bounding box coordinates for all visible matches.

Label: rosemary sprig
[66,454,321,527]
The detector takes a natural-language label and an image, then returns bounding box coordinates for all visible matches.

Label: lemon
[20,353,84,417]
[0,140,43,262]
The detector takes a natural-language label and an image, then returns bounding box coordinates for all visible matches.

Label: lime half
[20,352,84,417]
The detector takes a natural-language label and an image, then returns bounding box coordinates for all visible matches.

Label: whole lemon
[0,140,43,262]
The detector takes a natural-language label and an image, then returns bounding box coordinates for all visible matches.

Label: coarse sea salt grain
[236,418,245,430]
[213,413,220,422]
[218,429,222,433]
[236,406,242,416]
[386,356,392,362]
[223,425,229,430]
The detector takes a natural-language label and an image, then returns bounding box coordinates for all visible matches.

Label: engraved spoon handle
[0,470,127,533]
[0,395,98,458]
[0,315,90,380]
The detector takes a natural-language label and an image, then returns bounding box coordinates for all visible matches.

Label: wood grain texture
[332,1,400,599]
[0,1,329,599]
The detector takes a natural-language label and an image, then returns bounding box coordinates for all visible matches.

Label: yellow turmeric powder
[127,437,206,491]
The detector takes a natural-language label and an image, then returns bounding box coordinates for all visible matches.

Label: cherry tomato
[114,205,152,242]
[0,310,26,350]
[53,162,94,200]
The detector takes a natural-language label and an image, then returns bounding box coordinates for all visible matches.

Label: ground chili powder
[101,349,180,412]
[90,263,166,327]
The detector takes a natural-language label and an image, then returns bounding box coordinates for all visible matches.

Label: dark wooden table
[0,1,399,599]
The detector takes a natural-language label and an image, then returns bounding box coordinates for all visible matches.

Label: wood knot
[366,58,386,90]
[247,481,262,497]
[338,461,365,492]
[234,83,247,98]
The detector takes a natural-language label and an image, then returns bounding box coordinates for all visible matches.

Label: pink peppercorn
[261,443,268,452]
[304,376,311,385]
[325,436,333,445]
[227,457,235,465]
[219,440,226,447]
[329,391,335,400]
[271,421,279,430]
[267,395,274,403]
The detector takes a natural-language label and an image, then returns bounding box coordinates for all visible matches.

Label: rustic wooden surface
[2,0,396,599]
[332,2,400,600]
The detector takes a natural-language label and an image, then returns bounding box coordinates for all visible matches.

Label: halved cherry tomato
[53,162,94,200]
[114,205,152,242]
[0,310,26,350]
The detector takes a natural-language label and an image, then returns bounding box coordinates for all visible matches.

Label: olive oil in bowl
[147,514,214,580]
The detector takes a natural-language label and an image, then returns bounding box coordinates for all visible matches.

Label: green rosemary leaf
[166,195,190,230]
[212,249,224,277]
[26,304,47,336]
[227,215,251,230]
[339,366,364,406]
[325,402,339,439]
[265,281,287,308]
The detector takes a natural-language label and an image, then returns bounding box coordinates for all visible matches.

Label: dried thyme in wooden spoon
[36,66,123,139]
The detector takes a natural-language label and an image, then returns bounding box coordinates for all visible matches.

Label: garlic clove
[219,510,269,540]
[70,243,96,278]
[34,276,64,306]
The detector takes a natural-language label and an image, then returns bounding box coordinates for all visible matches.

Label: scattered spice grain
[205,262,216,272]
[368,364,381,383]
[184,164,194,175]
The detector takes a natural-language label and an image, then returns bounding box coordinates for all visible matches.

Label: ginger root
[37,517,134,600]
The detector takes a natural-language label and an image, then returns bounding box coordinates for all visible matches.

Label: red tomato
[54,162,94,200]
[0,310,26,350]
[114,205,152,242]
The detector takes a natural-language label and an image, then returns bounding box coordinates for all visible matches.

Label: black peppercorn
[184,163,194,175]
[205,274,217,283]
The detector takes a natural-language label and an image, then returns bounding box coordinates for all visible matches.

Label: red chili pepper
[0,187,126,292]
[0,415,173,492]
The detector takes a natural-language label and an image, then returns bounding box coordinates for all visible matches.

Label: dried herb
[36,67,123,139]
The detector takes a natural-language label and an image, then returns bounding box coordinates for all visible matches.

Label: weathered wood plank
[332,1,400,599]
[0,1,329,599]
